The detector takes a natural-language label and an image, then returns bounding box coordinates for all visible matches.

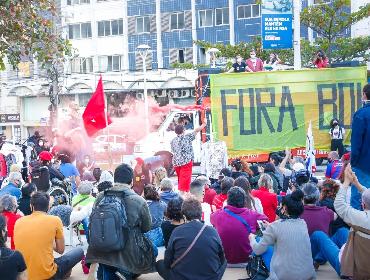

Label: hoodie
[160,190,179,205]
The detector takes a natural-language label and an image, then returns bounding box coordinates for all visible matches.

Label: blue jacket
[0,183,22,200]
[351,103,370,174]
[160,191,179,205]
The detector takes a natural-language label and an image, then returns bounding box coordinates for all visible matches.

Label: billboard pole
[293,0,302,70]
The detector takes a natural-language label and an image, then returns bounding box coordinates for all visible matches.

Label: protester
[212,177,234,210]
[86,163,156,279]
[28,131,41,146]
[161,197,184,248]
[153,167,168,189]
[133,157,152,196]
[252,174,278,222]
[211,187,267,265]
[171,118,207,193]
[156,197,227,280]
[300,183,335,236]
[35,139,47,155]
[39,151,65,181]
[18,183,36,216]
[245,49,263,72]
[250,189,316,280]
[350,83,370,209]
[0,214,27,280]
[0,172,22,200]
[0,194,22,250]
[78,154,95,175]
[97,180,113,193]
[231,159,249,179]
[58,152,81,195]
[313,50,329,68]
[196,175,217,207]
[325,151,343,180]
[190,179,211,225]
[228,54,247,73]
[71,181,96,242]
[264,53,281,71]
[14,191,84,280]
[268,153,284,190]
[262,163,281,193]
[311,165,370,278]
[329,118,345,157]
[98,170,114,185]
[144,185,166,247]
[234,176,263,213]
[160,178,179,204]
[92,167,102,183]
[211,168,232,194]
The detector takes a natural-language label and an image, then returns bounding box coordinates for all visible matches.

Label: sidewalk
[69,242,339,280]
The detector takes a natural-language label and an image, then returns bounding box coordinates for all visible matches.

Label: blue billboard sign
[261,0,293,49]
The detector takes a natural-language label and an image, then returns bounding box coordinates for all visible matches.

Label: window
[237,4,260,19]
[215,8,229,26]
[98,55,122,72]
[68,23,92,39]
[67,0,89,5]
[136,16,150,33]
[70,57,93,73]
[170,12,185,30]
[199,10,213,27]
[178,49,185,63]
[199,48,206,64]
[98,19,123,36]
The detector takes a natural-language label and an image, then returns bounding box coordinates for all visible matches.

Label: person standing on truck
[350,83,370,210]
[171,118,207,193]
[329,118,345,157]
[228,54,247,73]
[245,50,263,72]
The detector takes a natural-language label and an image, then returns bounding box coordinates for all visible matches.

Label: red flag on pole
[82,77,112,137]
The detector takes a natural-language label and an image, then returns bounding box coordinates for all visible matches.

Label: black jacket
[164,220,226,280]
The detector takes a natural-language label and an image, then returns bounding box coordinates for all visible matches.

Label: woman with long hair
[234,176,263,214]
[0,214,27,279]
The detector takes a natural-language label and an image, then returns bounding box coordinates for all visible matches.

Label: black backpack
[31,162,51,192]
[89,190,129,253]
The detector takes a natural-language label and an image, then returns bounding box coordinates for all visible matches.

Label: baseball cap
[39,151,53,161]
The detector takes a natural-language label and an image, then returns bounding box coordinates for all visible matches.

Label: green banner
[210,67,367,156]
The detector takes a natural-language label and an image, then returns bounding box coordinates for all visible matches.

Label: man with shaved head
[325,151,343,180]
[310,165,370,278]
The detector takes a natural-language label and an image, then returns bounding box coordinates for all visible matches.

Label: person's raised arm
[279,147,291,173]
[334,164,366,225]
[194,117,207,134]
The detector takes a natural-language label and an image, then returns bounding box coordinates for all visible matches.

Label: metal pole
[142,53,150,135]
[293,0,302,70]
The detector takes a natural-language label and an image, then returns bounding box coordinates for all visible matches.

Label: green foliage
[0,0,71,71]
[171,62,212,70]
[301,0,370,58]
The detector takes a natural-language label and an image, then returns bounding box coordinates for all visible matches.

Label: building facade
[0,0,367,141]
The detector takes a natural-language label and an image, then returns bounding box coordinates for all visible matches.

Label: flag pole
[102,75,113,171]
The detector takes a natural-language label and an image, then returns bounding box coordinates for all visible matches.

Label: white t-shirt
[330,126,345,140]
[202,203,212,226]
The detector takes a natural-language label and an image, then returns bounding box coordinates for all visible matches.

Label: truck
[133,67,368,170]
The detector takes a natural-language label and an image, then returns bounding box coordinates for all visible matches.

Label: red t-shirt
[2,211,22,249]
[203,187,217,206]
[252,187,278,222]
[314,58,329,69]
[212,194,228,210]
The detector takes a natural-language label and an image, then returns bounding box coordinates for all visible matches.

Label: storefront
[0,114,21,143]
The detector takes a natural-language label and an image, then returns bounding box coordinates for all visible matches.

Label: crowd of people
[228,49,329,73]
[0,83,369,280]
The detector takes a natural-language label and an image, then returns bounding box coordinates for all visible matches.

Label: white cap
[292,162,305,172]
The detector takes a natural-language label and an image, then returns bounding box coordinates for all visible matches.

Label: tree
[0,0,71,70]
[301,0,370,60]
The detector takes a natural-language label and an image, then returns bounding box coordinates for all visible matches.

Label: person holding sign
[228,54,247,73]
[245,50,263,72]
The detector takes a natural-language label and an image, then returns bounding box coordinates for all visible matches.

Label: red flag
[82,77,112,137]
